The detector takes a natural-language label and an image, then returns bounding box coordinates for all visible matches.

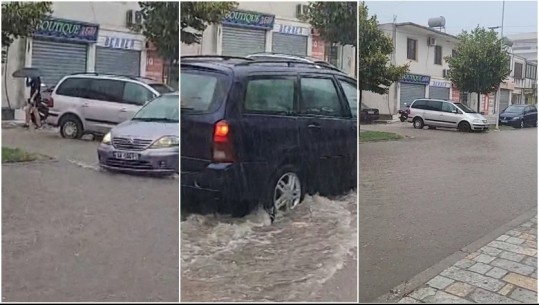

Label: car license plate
[368,111,375,114]
[113,151,139,160]
[501,120,507,123]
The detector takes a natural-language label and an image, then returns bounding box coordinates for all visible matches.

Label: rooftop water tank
[428,16,446,28]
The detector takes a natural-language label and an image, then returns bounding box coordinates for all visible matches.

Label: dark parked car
[181,55,357,220]
[359,103,380,123]
[499,104,538,128]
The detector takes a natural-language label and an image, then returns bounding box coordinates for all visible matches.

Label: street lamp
[495,1,505,130]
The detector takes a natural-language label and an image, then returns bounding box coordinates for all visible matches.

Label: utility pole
[495,0,506,130]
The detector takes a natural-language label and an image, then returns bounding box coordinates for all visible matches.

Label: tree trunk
[477,92,482,113]
[359,89,363,105]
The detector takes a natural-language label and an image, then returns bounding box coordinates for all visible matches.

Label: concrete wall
[393,27,455,78]
[2,39,27,109]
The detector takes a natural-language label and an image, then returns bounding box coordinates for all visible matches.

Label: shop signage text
[103,36,138,50]
[223,10,275,29]
[429,79,451,88]
[34,18,99,42]
[275,24,309,36]
[401,73,431,85]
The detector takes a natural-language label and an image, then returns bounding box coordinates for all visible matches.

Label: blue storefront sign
[400,73,431,85]
[33,17,99,43]
[223,10,275,30]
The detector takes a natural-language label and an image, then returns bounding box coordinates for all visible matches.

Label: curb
[374,209,538,303]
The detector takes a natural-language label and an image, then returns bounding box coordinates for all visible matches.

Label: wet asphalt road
[359,123,537,302]
[2,128,179,302]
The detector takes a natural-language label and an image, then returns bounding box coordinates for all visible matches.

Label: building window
[407,38,417,60]
[435,46,442,65]
[452,49,457,57]
[526,64,537,80]
[514,63,524,79]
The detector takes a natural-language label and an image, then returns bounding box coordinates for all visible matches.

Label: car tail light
[213,120,235,162]
[406,108,410,115]
[45,97,54,108]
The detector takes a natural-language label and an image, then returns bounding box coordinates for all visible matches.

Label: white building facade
[362,22,459,117]
[363,23,537,119]
[181,2,356,77]
[2,2,166,109]
[507,32,537,64]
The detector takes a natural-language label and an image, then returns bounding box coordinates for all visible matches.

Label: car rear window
[181,70,229,113]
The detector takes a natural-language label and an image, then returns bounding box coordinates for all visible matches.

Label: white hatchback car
[407,99,489,132]
[47,73,173,139]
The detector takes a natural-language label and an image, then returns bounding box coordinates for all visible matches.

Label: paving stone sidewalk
[399,216,538,303]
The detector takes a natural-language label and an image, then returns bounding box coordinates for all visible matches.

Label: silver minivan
[47,73,173,139]
[407,99,489,132]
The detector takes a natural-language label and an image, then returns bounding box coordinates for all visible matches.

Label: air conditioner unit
[296,4,309,18]
[126,10,143,27]
[443,69,449,78]
[428,37,437,46]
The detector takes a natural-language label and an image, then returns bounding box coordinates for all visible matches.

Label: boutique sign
[34,18,99,43]
[223,10,275,29]
[400,73,431,85]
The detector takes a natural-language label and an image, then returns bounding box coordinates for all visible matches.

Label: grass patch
[2,147,40,163]
[360,130,402,143]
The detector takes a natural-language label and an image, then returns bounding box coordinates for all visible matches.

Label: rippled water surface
[181,192,357,302]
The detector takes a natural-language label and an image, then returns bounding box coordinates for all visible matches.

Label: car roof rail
[235,59,341,70]
[68,72,154,81]
[69,72,98,75]
[181,55,253,62]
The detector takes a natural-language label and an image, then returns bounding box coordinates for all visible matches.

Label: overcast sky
[363,0,537,36]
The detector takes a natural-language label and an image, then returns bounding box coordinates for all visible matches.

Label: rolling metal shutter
[32,39,87,87]
[429,87,450,100]
[272,33,308,56]
[399,83,426,109]
[95,47,140,77]
[222,26,266,56]
[499,89,510,112]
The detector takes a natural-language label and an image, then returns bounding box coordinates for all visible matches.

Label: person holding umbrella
[12,67,43,129]
[23,76,42,129]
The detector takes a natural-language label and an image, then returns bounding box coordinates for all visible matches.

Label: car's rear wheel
[458,121,471,132]
[413,117,424,129]
[59,114,83,139]
[264,165,304,223]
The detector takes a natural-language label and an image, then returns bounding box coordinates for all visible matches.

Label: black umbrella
[12,67,42,78]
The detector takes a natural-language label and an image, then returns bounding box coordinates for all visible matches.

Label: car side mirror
[452,109,458,114]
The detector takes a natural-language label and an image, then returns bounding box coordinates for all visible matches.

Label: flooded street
[359,124,537,302]
[181,192,357,302]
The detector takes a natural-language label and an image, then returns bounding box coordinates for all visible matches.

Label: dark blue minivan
[181,56,357,220]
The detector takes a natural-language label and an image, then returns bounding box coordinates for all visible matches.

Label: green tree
[302,2,357,47]
[136,2,179,62]
[445,27,511,112]
[358,2,408,105]
[1,2,52,62]
[180,2,238,45]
